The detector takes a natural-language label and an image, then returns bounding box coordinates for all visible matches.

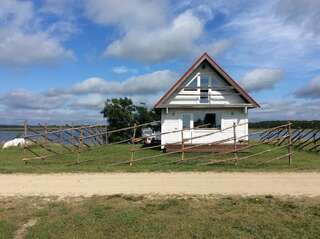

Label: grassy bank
[1,195,320,238]
[0,143,319,173]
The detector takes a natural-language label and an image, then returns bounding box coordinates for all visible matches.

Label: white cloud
[0,89,68,110]
[72,77,113,94]
[210,39,234,56]
[240,69,283,92]
[0,70,178,123]
[105,11,204,63]
[0,30,74,66]
[251,99,320,121]
[71,94,106,110]
[0,0,34,28]
[84,0,167,30]
[122,70,178,95]
[275,0,320,36]
[295,76,320,99]
[84,0,235,63]
[0,108,105,125]
[70,70,178,95]
[40,0,76,15]
[0,0,75,66]
[112,66,129,74]
[197,39,234,57]
[225,1,320,70]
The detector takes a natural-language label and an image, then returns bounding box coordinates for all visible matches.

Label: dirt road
[0,172,320,197]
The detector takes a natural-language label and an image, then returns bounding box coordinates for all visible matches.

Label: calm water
[0,130,101,145]
[0,131,23,143]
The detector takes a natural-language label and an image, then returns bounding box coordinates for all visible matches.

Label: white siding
[161,108,248,146]
[167,64,246,106]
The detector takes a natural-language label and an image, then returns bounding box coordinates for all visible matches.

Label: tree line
[249,120,320,129]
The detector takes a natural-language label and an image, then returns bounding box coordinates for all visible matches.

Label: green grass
[0,143,319,173]
[0,195,320,238]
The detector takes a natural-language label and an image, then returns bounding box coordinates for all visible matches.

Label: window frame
[181,113,192,130]
[183,75,199,91]
[200,74,211,89]
[192,112,221,130]
[198,74,211,104]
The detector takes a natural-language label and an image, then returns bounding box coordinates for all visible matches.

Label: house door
[181,113,192,144]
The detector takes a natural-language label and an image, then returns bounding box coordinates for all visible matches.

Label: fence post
[130,123,137,166]
[23,120,27,139]
[59,125,63,144]
[181,129,185,160]
[288,121,292,165]
[233,122,238,165]
[44,123,48,145]
[71,122,74,139]
[105,125,108,144]
[77,127,83,164]
[80,127,84,150]
[23,120,27,162]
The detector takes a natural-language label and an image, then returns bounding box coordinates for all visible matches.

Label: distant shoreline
[0,126,81,132]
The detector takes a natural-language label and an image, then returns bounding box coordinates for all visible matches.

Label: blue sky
[0,0,320,124]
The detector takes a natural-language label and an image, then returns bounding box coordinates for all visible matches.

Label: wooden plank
[294,129,317,148]
[85,127,102,145]
[291,129,306,144]
[288,122,292,165]
[256,153,291,166]
[22,156,48,161]
[130,123,137,166]
[233,122,238,164]
[26,137,60,155]
[204,144,289,166]
[35,125,74,152]
[65,124,91,148]
[259,123,291,141]
[24,145,42,157]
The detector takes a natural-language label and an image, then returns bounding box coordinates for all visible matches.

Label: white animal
[2,138,28,149]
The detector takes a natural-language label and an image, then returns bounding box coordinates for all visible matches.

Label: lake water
[0,131,23,143]
[0,130,100,145]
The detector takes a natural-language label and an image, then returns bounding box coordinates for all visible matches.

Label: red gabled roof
[154,52,260,108]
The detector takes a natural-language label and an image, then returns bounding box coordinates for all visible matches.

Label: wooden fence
[18,120,299,168]
[120,122,294,167]
[21,120,160,162]
[260,125,320,153]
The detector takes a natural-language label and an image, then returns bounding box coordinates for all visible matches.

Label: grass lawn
[1,195,320,238]
[0,143,319,173]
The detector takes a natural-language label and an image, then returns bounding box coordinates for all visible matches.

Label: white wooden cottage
[154,53,260,152]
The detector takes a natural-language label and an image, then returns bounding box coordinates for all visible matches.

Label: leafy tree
[101,98,161,142]
[135,106,160,125]
[101,98,135,142]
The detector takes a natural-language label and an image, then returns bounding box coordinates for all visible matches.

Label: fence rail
[8,120,313,168]
[260,125,320,153]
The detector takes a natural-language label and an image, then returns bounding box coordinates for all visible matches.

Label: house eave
[156,103,257,109]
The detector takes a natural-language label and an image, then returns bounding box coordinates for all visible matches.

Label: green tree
[101,98,161,142]
[101,98,136,142]
[134,106,161,125]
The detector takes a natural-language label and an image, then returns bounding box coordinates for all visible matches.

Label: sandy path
[0,172,320,197]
